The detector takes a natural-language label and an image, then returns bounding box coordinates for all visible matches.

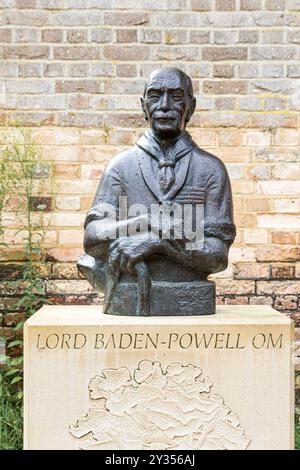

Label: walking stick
[134,261,151,316]
[104,260,151,316]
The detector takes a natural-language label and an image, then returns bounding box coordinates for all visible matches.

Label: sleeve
[84,161,123,229]
[204,161,236,246]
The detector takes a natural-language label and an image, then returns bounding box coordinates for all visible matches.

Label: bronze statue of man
[78,67,236,316]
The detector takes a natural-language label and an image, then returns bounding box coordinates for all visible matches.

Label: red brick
[46,248,84,262]
[104,45,149,61]
[234,213,256,227]
[0,29,12,42]
[249,296,273,306]
[3,46,49,59]
[117,29,137,43]
[51,263,79,280]
[68,63,88,78]
[42,29,63,42]
[15,0,37,7]
[69,94,89,109]
[215,0,236,10]
[215,97,236,110]
[11,111,56,126]
[0,281,27,296]
[251,114,297,128]
[46,280,93,295]
[271,265,295,279]
[213,64,234,78]
[271,232,297,245]
[250,47,297,61]
[6,10,48,26]
[3,312,25,327]
[106,113,144,128]
[66,29,87,43]
[104,12,149,26]
[204,80,247,94]
[80,196,93,211]
[192,112,251,128]
[274,295,298,310]
[55,80,101,93]
[257,281,300,295]
[54,164,80,178]
[241,0,262,9]
[90,29,112,43]
[216,280,255,295]
[202,47,247,61]
[0,297,23,311]
[190,31,210,44]
[0,327,15,339]
[224,296,249,304]
[152,46,199,61]
[30,196,52,212]
[234,263,270,279]
[0,264,23,280]
[54,46,100,60]
[165,30,188,45]
[191,0,212,9]
[246,198,270,212]
[239,30,259,43]
[256,246,300,262]
[116,64,137,77]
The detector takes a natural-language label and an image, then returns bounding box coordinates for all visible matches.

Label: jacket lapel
[165,153,191,200]
[136,130,195,202]
[137,146,163,202]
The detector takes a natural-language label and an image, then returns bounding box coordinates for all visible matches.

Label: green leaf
[15,321,25,331]
[7,340,23,349]
[10,376,23,385]
[10,357,23,366]
[0,354,9,363]
[4,368,20,377]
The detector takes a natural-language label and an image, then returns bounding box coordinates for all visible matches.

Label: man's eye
[147,93,160,100]
[173,93,183,101]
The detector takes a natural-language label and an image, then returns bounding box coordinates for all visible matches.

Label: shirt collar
[136,129,195,162]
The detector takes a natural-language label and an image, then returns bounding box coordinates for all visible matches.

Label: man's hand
[108,234,161,275]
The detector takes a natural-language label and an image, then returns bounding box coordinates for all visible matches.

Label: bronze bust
[78,68,236,316]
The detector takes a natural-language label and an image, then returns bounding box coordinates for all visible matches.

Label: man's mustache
[153,112,178,119]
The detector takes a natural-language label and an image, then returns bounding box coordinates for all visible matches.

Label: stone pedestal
[24,305,294,450]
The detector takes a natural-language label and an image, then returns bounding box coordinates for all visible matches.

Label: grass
[296,409,300,450]
[0,373,23,450]
[296,428,300,449]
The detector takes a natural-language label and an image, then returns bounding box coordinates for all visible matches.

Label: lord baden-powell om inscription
[69,360,251,450]
[35,330,284,351]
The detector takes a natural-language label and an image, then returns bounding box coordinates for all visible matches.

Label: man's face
[141,70,194,138]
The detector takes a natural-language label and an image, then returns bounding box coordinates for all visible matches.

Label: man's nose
[160,92,170,111]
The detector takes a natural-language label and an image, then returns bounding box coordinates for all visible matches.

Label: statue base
[24,305,294,450]
[107,280,215,316]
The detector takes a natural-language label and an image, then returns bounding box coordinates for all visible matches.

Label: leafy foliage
[0,371,23,450]
[0,125,54,449]
[296,406,300,450]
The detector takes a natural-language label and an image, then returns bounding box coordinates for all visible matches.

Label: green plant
[0,125,54,449]
[296,406,300,450]
[0,370,23,450]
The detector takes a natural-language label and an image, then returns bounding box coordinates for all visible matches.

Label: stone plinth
[24,305,294,450]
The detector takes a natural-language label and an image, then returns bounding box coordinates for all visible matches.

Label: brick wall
[0,1,299,366]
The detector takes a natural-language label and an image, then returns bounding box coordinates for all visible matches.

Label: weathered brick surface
[0,1,299,334]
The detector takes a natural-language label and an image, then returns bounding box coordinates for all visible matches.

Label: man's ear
[140,97,148,121]
[186,97,196,123]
